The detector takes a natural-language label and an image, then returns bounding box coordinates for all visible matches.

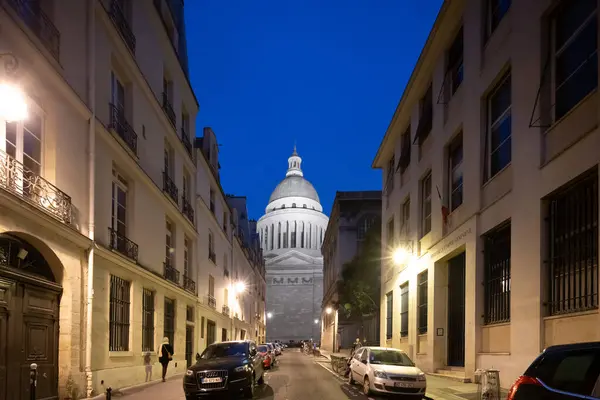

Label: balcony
[180,128,193,158]
[162,172,178,204]
[108,103,138,155]
[183,274,196,294]
[208,251,216,263]
[182,195,194,223]
[7,0,60,60]
[163,261,179,285]
[162,92,176,127]
[222,305,230,317]
[207,294,216,309]
[108,227,139,262]
[107,0,136,54]
[0,149,72,224]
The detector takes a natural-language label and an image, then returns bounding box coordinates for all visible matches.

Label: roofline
[371,1,449,169]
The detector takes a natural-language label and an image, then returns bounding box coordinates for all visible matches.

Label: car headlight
[373,370,388,379]
[417,373,426,381]
[234,365,250,372]
[185,370,194,376]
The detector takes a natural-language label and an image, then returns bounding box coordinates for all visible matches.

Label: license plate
[394,382,413,388]
[202,377,222,383]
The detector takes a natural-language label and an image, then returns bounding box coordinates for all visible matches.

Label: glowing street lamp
[0,54,27,122]
[266,312,273,319]
[392,241,415,266]
[314,319,319,324]
[235,281,246,294]
[325,307,333,315]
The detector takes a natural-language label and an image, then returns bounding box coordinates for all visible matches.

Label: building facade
[257,148,329,343]
[373,0,600,388]
[320,191,382,352]
[0,1,266,399]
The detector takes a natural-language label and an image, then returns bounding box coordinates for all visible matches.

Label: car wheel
[244,375,255,399]
[347,370,354,385]
[363,377,371,395]
[257,372,265,385]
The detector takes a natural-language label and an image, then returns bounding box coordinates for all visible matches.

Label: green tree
[337,226,381,319]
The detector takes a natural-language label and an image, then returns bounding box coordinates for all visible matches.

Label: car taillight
[506,376,542,400]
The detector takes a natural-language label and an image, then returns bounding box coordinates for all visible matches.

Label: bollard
[106,387,112,400]
[30,363,38,400]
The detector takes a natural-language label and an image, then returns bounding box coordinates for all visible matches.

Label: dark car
[183,340,265,399]
[506,341,600,399]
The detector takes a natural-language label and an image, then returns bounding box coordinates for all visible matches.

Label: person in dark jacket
[158,337,174,382]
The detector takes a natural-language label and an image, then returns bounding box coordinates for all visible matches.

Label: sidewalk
[86,374,184,400]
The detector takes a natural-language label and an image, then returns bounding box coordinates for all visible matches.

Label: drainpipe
[84,0,96,396]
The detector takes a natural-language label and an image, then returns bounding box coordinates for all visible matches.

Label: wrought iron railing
[162,92,176,127]
[162,172,178,204]
[183,274,196,294]
[0,149,72,223]
[181,128,193,158]
[207,295,216,309]
[163,262,179,285]
[182,195,194,223]
[7,0,60,60]
[107,0,136,54]
[108,227,139,262]
[108,103,138,155]
[222,305,230,316]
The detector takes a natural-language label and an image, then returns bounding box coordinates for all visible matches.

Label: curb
[85,373,184,399]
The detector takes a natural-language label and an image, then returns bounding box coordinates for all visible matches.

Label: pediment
[265,249,320,266]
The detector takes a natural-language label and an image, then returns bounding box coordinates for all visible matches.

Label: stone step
[428,369,472,383]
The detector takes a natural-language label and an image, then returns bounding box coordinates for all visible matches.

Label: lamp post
[392,240,415,266]
[0,53,27,122]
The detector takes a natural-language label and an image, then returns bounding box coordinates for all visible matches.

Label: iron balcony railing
[207,295,216,309]
[183,274,196,294]
[180,128,193,158]
[108,103,138,155]
[0,149,72,224]
[182,195,194,223]
[108,227,139,262]
[162,92,176,127]
[7,0,60,60]
[107,0,136,54]
[163,262,179,285]
[162,172,178,204]
[222,305,230,316]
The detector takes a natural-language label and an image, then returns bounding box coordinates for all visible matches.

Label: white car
[348,346,427,398]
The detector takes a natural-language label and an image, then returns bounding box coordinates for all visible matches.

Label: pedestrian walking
[143,352,152,382]
[158,337,174,382]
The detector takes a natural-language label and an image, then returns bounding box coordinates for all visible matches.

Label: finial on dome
[292,141,297,156]
[286,144,303,177]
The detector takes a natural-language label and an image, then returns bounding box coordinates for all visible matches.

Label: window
[142,289,154,351]
[421,172,432,237]
[447,26,464,95]
[300,222,305,248]
[270,223,274,249]
[357,215,377,241]
[164,298,175,351]
[5,111,42,177]
[547,170,598,316]
[417,272,428,334]
[183,236,190,277]
[200,316,204,338]
[387,218,395,248]
[291,222,297,248]
[416,84,433,146]
[208,275,215,297]
[264,226,269,251]
[111,169,128,241]
[487,0,511,36]
[398,127,411,173]
[224,254,229,276]
[448,133,463,211]
[209,189,215,213]
[385,156,395,194]
[182,169,191,202]
[486,72,511,179]
[208,232,215,262]
[400,283,409,338]
[165,220,174,267]
[111,72,125,113]
[223,212,228,234]
[186,306,194,322]
[277,222,282,248]
[109,275,130,351]
[292,203,296,208]
[164,141,174,177]
[224,288,229,306]
[386,292,393,339]
[484,222,511,324]
[401,198,410,234]
[552,0,597,121]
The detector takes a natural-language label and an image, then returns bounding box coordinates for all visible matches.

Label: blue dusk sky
[185,0,443,219]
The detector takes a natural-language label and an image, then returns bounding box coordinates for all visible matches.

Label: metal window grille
[386,292,393,339]
[400,284,409,337]
[142,289,155,351]
[164,298,175,351]
[109,275,130,351]
[417,271,428,334]
[547,171,598,315]
[484,223,511,324]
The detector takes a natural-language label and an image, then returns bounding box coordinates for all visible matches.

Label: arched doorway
[0,234,62,400]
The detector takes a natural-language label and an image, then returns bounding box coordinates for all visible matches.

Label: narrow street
[112,349,480,400]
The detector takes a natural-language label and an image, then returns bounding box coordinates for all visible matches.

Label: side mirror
[195,353,201,361]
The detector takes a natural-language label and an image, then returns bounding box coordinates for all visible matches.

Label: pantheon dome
[257,147,329,257]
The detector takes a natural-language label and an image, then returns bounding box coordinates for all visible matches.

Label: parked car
[183,340,264,399]
[273,343,283,355]
[258,344,274,369]
[348,346,426,398]
[506,342,600,399]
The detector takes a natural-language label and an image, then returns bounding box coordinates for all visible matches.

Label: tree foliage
[337,226,381,318]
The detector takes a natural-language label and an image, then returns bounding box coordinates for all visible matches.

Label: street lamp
[325,307,333,315]
[0,53,27,122]
[392,240,415,266]
[266,312,273,319]
[314,319,318,324]
[235,281,246,294]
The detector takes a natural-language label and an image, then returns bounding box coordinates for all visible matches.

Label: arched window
[300,222,305,248]
[283,222,289,248]
[292,203,296,208]
[277,222,281,248]
[303,204,307,208]
[291,222,297,248]
[282,205,286,209]
[270,224,274,249]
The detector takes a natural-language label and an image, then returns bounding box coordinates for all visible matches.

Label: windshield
[258,345,268,353]
[200,343,247,359]
[369,350,414,366]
